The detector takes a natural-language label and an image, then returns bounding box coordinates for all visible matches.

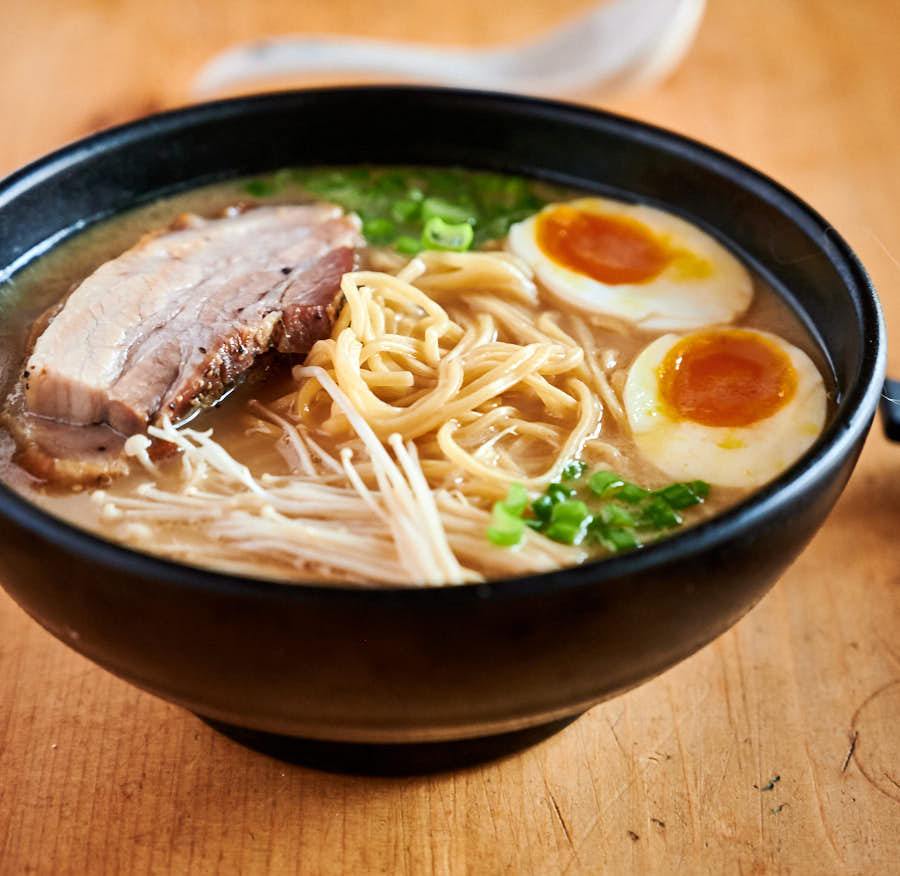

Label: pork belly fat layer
[25,204,361,434]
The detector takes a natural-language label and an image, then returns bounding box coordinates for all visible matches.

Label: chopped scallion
[544,521,584,544]
[616,483,650,504]
[543,499,591,545]
[531,494,554,523]
[422,216,474,252]
[391,199,420,223]
[598,525,639,552]
[597,504,637,527]
[640,497,683,529]
[546,483,576,504]
[501,482,529,517]
[655,481,707,509]
[487,503,526,547]
[361,217,397,245]
[589,471,625,496]
[394,235,423,255]
[561,460,588,480]
[550,499,591,525]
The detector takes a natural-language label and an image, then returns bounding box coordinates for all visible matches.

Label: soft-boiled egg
[507,197,754,331]
[623,328,827,488]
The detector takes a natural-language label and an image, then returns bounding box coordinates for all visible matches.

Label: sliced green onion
[589,471,625,496]
[544,500,592,545]
[530,494,553,524]
[599,525,640,553]
[561,460,588,481]
[546,483,576,504]
[689,480,710,500]
[550,499,591,525]
[391,199,420,223]
[544,522,582,544]
[654,481,709,509]
[422,216,474,252]
[501,482,529,517]
[597,504,637,527]
[395,235,423,255]
[487,503,526,547]
[362,217,397,246]
[640,497,683,529]
[616,483,650,504]
[290,166,554,256]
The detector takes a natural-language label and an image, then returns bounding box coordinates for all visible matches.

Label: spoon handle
[882,379,900,441]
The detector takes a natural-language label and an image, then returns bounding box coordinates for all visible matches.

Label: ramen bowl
[0,88,886,753]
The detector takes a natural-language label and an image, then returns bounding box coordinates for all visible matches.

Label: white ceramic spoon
[193,0,705,98]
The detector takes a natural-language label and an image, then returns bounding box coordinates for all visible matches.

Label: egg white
[507,197,754,331]
[623,329,827,488]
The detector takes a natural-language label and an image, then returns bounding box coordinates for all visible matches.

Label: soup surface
[0,168,831,585]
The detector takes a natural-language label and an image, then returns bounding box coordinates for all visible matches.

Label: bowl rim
[0,85,887,605]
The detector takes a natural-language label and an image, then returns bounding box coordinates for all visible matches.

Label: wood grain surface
[1,0,898,873]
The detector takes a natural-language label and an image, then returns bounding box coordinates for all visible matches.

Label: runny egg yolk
[535,205,672,285]
[657,329,799,427]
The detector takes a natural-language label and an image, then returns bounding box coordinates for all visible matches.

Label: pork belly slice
[25,204,361,435]
[5,403,130,486]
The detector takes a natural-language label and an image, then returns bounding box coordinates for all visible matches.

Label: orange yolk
[658,330,798,428]
[535,205,671,285]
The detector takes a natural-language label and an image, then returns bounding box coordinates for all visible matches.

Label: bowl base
[198,714,581,775]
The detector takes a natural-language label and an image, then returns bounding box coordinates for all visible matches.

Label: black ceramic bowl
[0,88,886,748]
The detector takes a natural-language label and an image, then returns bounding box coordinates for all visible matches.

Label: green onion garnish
[550,499,591,525]
[639,497,683,529]
[597,504,637,528]
[616,483,650,504]
[654,480,710,509]
[251,166,557,253]
[546,483,576,504]
[544,521,584,545]
[486,504,526,547]
[597,525,639,553]
[391,199,421,223]
[530,494,554,524]
[543,499,592,545]
[561,460,588,480]
[489,468,712,556]
[422,216,474,252]
[486,483,530,546]
[589,471,625,496]
[361,217,397,246]
[395,235,423,255]
[502,482,529,517]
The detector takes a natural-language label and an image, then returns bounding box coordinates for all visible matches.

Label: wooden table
[1,1,898,872]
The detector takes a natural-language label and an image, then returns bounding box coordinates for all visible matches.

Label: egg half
[623,328,827,488]
[507,197,754,331]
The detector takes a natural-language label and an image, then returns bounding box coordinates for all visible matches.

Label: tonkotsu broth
[0,169,831,585]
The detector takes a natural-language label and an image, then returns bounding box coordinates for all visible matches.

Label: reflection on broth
[0,168,831,586]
